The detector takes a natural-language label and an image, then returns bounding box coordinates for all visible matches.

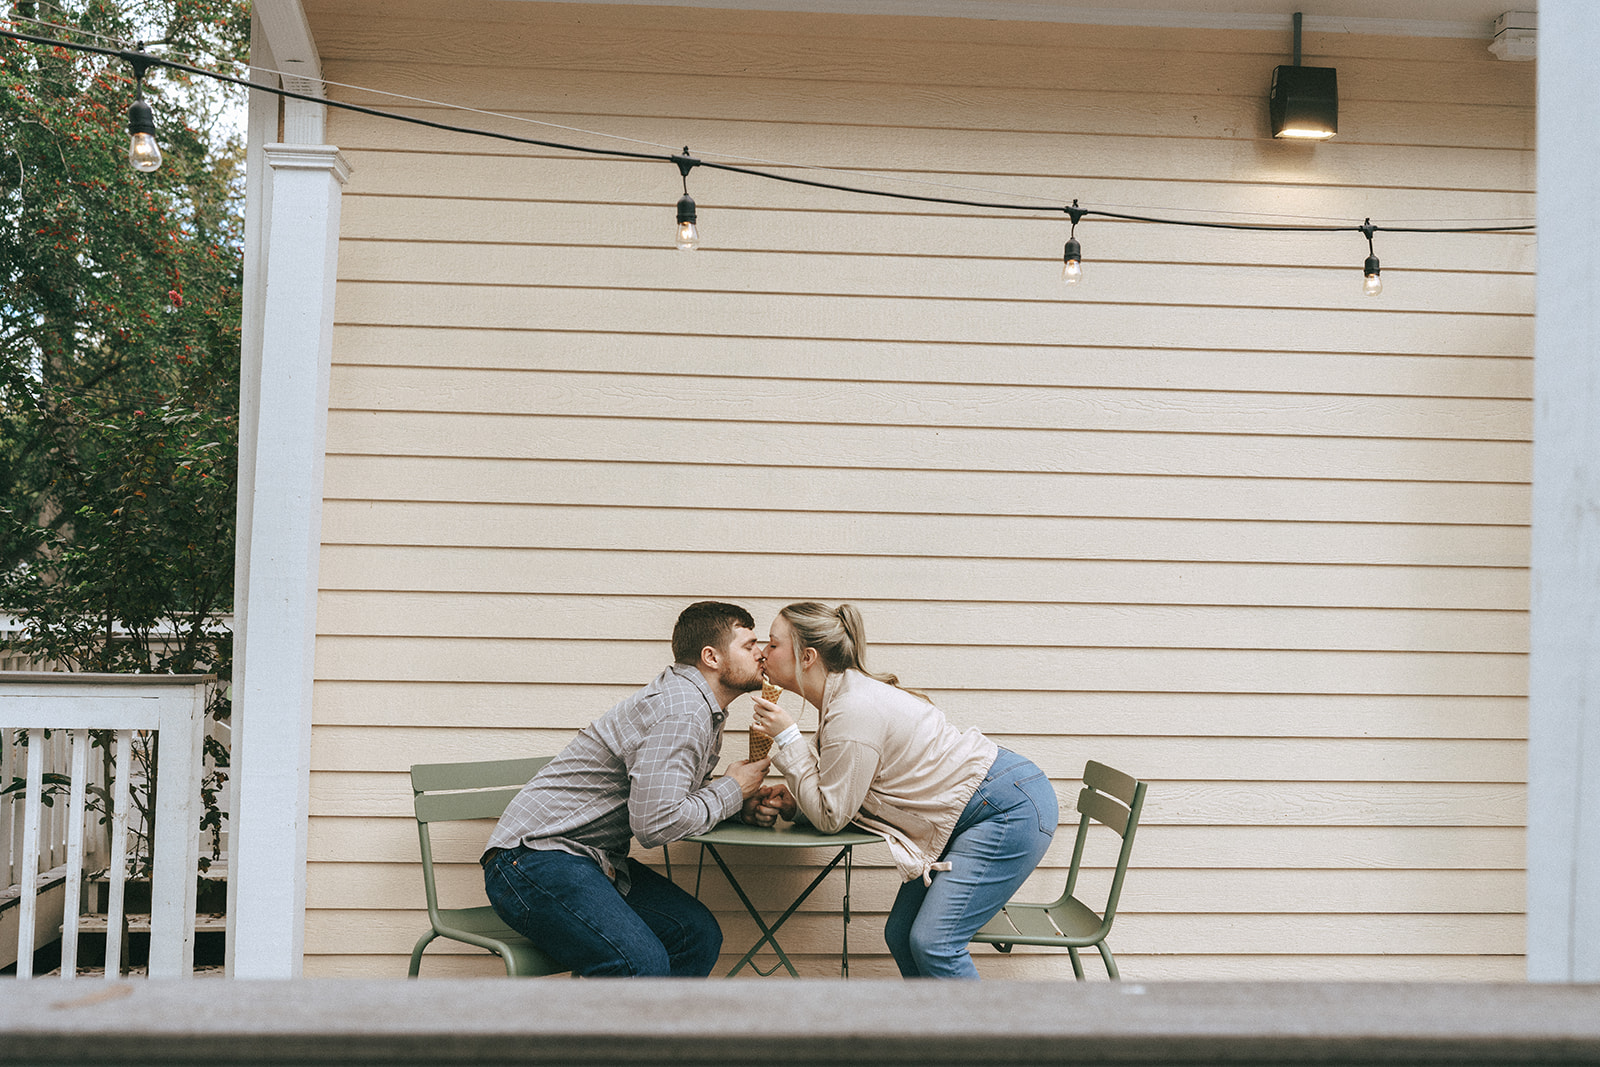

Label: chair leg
[1098,942,1119,980]
[1068,947,1085,980]
[408,931,437,978]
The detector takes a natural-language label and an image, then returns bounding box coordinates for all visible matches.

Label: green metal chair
[409,756,565,977]
[971,760,1146,980]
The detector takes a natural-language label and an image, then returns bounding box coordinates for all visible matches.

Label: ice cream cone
[750,678,782,759]
[748,727,772,761]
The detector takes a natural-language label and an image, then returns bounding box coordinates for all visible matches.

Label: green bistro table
[685,820,881,978]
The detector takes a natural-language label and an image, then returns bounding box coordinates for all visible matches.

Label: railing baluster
[104,729,133,978]
[84,731,107,874]
[1,728,14,893]
[43,731,58,873]
[17,728,45,978]
[59,729,89,979]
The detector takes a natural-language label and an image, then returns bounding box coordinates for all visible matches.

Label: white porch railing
[1,673,209,978]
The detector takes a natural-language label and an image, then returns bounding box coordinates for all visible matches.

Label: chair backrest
[1060,760,1147,929]
[411,756,551,920]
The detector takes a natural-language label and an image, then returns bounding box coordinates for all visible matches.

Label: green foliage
[1,0,249,874]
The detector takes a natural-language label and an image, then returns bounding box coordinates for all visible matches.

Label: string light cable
[5,8,142,51]
[0,24,1535,291]
[4,12,249,92]
[0,11,1536,227]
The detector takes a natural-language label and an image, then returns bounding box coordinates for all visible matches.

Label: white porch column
[230,143,348,979]
[1528,0,1600,982]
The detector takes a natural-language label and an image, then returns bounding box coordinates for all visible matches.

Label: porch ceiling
[256,0,1534,45]
[505,0,1532,38]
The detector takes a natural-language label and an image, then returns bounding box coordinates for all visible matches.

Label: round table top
[686,819,881,848]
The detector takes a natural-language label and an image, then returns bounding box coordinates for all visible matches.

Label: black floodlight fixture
[1270,13,1338,140]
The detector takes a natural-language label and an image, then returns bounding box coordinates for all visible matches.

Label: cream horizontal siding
[302,0,1533,979]
[326,328,1535,398]
[313,680,1524,737]
[324,456,1532,523]
[317,593,1529,650]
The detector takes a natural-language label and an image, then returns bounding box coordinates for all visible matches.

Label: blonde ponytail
[779,601,928,702]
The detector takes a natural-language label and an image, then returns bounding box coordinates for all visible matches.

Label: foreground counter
[4,979,1600,1066]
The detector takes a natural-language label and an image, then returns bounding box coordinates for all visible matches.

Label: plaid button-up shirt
[487,664,743,893]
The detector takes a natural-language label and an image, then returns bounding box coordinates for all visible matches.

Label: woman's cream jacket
[771,669,997,883]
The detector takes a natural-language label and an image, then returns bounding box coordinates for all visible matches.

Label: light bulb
[127,98,162,173]
[675,194,699,251]
[1363,254,1382,296]
[1062,238,1082,285]
[1276,126,1336,141]
[129,132,162,172]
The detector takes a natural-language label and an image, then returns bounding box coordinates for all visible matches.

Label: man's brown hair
[672,601,755,665]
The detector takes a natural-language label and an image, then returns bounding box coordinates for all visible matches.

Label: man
[481,601,773,977]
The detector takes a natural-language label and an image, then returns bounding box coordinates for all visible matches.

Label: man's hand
[740,792,773,827]
[741,783,797,827]
[725,757,772,799]
[760,783,797,821]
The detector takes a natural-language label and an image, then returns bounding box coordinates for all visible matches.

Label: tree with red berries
[1,0,248,871]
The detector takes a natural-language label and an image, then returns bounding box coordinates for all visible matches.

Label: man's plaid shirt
[487,664,744,893]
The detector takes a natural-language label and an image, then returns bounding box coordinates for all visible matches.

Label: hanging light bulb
[1363,254,1382,296]
[676,194,699,251]
[123,49,162,173]
[1062,237,1082,285]
[1060,199,1086,287]
[672,147,701,251]
[1359,219,1381,296]
[127,96,162,172]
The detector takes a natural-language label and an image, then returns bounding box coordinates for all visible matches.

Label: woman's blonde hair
[778,601,928,701]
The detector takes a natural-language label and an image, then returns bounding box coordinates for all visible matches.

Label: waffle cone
[750,678,781,760]
[748,728,773,761]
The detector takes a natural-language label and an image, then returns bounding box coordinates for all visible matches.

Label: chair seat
[429,906,564,977]
[972,896,1106,948]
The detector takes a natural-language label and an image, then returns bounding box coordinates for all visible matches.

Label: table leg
[702,843,856,978]
[841,843,852,978]
[699,843,801,978]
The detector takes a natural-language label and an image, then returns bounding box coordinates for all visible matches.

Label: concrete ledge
[3,980,1600,1066]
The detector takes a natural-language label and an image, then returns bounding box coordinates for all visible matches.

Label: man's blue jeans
[883,748,1059,978]
[484,846,722,977]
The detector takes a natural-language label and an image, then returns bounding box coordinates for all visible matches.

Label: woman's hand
[741,783,798,826]
[751,693,795,738]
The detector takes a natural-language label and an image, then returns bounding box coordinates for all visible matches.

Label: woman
[752,601,1057,979]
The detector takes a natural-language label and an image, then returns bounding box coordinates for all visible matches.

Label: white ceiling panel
[522,0,1535,38]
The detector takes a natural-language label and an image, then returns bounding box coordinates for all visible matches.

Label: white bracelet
[774,724,802,748]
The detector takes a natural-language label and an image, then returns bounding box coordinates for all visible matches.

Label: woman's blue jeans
[483,846,722,977]
[883,748,1058,978]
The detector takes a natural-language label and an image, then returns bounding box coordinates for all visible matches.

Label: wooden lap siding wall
[299,0,1533,978]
